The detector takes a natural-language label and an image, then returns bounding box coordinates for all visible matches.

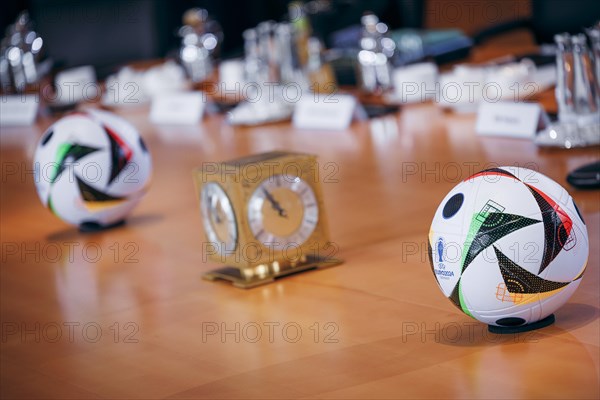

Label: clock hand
[262,188,288,218]
[215,205,226,224]
[210,196,223,223]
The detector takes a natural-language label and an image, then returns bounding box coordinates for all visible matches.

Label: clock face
[200,182,237,253]
[247,174,319,250]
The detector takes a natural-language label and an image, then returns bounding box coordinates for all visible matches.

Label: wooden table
[2,38,599,399]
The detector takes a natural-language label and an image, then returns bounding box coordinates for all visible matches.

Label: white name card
[476,102,548,139]
[55,65,97,104]
[149,92,205,125]
[0,95,39,126]
[293,93,357,130]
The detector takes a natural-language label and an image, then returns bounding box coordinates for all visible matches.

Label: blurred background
[2,0,598,78]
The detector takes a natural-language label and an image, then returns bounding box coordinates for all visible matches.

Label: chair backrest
[531,0,600,44]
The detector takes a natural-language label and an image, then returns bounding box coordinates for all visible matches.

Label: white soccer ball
[33,109,152,230]
[429,167,588,328]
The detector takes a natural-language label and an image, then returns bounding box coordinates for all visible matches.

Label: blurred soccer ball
[33,109,152,229]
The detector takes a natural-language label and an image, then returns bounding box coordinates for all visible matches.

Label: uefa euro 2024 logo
[435,237,454,279]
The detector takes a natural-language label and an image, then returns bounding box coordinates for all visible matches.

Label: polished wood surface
[2,43,600,399]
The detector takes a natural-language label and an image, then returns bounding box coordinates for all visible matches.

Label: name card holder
[149,92,205,125]
[476,102,549,139]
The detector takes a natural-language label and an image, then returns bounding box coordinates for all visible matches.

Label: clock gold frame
[193,151,342,288]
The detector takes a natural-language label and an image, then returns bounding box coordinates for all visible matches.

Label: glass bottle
[584,25,600,107]
[554,33,576,123]
[257,21,278,82]
[243,28,264,85]
[276,23,296,84]
[289,1,311,69]
[357,14,394,94]
[572,34,598,116]
[306,37,336,93]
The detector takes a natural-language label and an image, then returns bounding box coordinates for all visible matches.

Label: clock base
[202,256,343,289]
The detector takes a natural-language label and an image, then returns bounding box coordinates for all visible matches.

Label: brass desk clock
[193,151,342,288]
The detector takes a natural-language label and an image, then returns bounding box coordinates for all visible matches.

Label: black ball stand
[79,219,126,233]
[488,314,555,334]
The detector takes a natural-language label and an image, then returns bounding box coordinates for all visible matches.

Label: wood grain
[1,36,599,399]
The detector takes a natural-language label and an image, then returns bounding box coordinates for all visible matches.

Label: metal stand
[79,219,126,233]
[488,314,555,334]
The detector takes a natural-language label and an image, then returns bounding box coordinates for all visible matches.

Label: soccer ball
[33,109,152,230]
[428,167,588,328]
